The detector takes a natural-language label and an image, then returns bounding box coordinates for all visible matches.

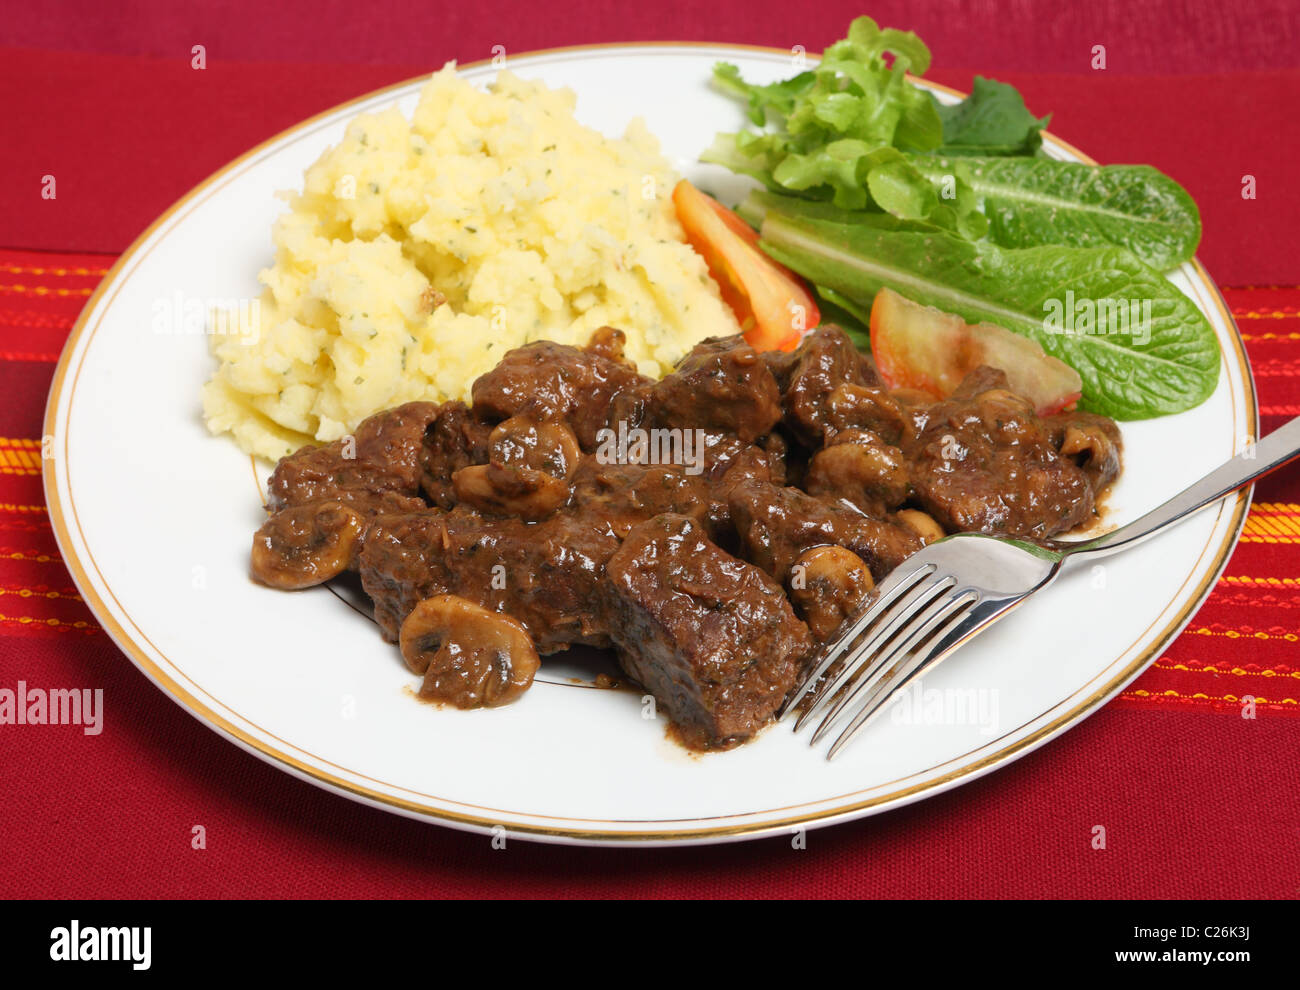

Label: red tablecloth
[2,2,1299,898]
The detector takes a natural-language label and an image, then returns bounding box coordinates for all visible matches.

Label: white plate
[44,44,1255,846]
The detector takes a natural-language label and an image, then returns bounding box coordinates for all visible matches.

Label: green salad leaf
[909,156,1202,270]
[711,62,817,127]
[702,16,946,211]
[811,286,873,347]
[933,77,1051,156]
[756,210,1220,420]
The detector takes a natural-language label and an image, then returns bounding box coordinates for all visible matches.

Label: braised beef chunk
[695,431,779,487]
[267,401,441,511]
[470,339,650,450]
[571,459,717,540]
[767,325,903,444]
[729,479,923,582]
[419,401,493,509]
[903,367,1098,538]
[603,514,813,750]
[761,324,872,391]
[642,336,782,442]
[758,430,792,486]
[254,402,437,588]
[568,433,776,543]
[359,507,621,652]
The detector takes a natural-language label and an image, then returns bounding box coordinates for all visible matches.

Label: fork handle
[1064,415,1300,559]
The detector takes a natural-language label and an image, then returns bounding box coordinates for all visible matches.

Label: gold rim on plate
[42,43,1256,844]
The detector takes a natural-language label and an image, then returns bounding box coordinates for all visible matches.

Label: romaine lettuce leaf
[909,156,1202,269]
[757,211,1220,419]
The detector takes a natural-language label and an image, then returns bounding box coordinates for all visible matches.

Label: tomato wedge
[672,179,818,352]
[869,287,1081,416]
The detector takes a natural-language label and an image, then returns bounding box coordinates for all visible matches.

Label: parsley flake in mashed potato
[203,63,740,460]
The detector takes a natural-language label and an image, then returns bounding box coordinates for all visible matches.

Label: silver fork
[782,415,1300,760]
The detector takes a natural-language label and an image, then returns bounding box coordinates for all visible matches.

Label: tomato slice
[672,179,818,352]
[869,287,1081,416]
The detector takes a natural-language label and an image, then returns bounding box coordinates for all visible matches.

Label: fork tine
[792,571,955,732]
[824,594,981,760]
[804,583,960,742]
[777,562,935,722]
[809,589,976,744]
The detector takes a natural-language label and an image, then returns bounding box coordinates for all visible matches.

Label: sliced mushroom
[399,594,540,708]
[250,501,364,590]
[1055,419,1122,493]
[490,415,582,474]
[452,416,582,519]
[804,429,910,515]
[788,545,875,642]
[896,508,945,544]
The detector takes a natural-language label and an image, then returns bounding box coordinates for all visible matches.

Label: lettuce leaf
[711,62,816,127]
[702,16,952,211]
[933,77,1051,156]
[909,156,1201,270]
[756,210,1220,419]
[703,17,992,234]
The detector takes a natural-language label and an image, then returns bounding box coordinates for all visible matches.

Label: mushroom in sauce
[399,594,541,708]
[804,428,910,516]
[451,416,582,520]
[788,545,876,641]
[250,501,365,589]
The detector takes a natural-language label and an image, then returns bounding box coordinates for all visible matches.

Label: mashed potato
[203,64,740,460]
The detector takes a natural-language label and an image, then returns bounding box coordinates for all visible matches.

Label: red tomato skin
[672,180,818,352]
